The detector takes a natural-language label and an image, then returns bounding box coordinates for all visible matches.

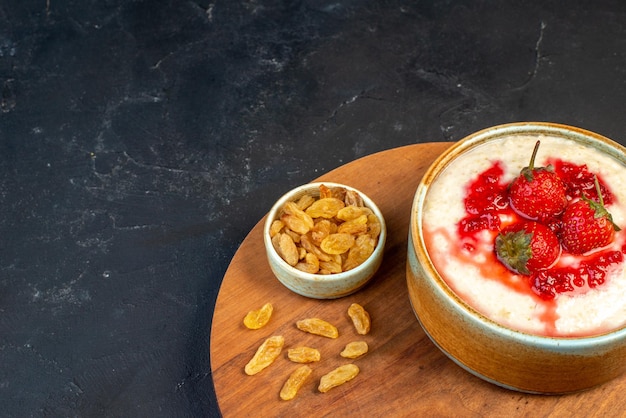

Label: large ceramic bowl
[265,182,386,299]
[407,122,626,394]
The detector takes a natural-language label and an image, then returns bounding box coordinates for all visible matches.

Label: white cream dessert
[422,134,626,337]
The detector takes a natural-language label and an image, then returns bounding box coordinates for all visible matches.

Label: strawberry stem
[594,175,604,207]
[528,140,540,171]
[586,174,621,232]
[521,140,541,181]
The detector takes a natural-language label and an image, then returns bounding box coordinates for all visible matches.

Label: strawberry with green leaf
[509,140,568,221]
[495,221,561,275]
[560,176,620,254]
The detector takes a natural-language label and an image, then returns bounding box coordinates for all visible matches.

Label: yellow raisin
[283,202,314,229]
[269,219,284,237]
[271,232,281,250]
[336,205,372,221]
[310,219,333,245]
[280,365,313,401]
[367,214,381,240]
[329,186,347,201]
[319,184,333,199]
[281,214,311,235]
[319,259,342,274]
[244,335,284,375]
[343,234,376,271]
[344,189,364,207]
[277,233,299,266]
[318,364,360,393]
[284,228,302,244]
[319,184,347,200]
[340,341,369,359]
[243,302,273,330]
[300,234,332,262]
[347,303,371,335]
[287,346,321,363]
[296,194,316,211]
[295,252,319,274]
[296,318,339,338]
[305,198,345,219]
[320,233,355,255]
[337,214,369,235]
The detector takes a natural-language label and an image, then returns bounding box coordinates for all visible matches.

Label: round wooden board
[210,142,626,417]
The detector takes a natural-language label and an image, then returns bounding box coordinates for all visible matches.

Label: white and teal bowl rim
[410,121,626,348]
[264,181,387,296]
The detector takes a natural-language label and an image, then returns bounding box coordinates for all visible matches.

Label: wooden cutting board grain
[210,142,625,417]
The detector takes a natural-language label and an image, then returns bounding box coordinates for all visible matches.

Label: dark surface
[2,0,626,416]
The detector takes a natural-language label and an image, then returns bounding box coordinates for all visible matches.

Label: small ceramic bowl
[407,122,626,394]
[264,182,386,299]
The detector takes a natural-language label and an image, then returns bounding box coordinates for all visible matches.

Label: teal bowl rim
[410,121,626,349]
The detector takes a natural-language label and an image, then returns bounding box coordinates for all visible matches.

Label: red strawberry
[560,178,620,254]
[509,140,568,221]
[495,221,561,275]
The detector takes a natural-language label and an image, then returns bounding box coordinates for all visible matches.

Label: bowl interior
[411,122,626,340]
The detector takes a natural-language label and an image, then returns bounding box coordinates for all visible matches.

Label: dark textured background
[2,1,626,416]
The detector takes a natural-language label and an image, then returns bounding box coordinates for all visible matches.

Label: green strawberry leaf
[495,230,532,275]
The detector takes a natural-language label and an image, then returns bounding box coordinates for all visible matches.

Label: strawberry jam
[459,159,624,301]
[459,162,509,237]
[548,159,615,204]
